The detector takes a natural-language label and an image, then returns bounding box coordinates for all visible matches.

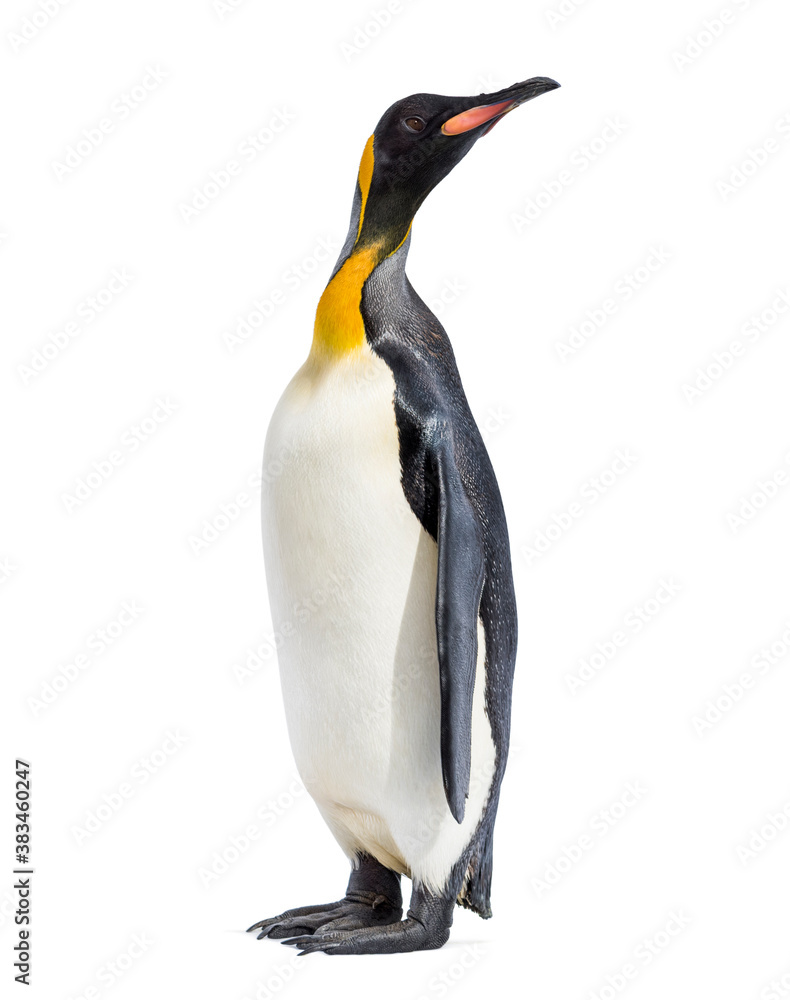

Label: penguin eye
[403,117,426,133]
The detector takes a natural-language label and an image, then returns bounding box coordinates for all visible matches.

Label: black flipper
[433,436,486,823]
[361,242,518,916]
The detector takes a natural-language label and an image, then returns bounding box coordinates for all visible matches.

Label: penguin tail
[455,826,494,919]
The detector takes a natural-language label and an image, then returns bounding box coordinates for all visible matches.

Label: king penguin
[248,76,560,955]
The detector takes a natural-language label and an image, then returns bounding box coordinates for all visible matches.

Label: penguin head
[355,77,560,249]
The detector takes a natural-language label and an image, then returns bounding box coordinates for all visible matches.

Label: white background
[3,0,790,997]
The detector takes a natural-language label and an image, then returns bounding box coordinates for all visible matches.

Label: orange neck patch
[312,135,379,357]
[311,134,412,357]
[311,244,380,355]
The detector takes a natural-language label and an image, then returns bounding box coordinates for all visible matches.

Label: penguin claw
[258,921,318,940]
[247,919,271,933]
[246,900,344,936]
[248,916,295,936]
[252,918,314,940]
[282,928,373,956]
[250,914,332,939]
[283,935,338,956]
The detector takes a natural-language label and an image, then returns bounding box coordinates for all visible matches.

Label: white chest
[260,346,495,889]
[261,348,435,735]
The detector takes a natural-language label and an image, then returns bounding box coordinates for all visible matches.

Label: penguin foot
[280,881,455,955]
[247,852,403,941]
[282,915,448,955]
[247,895,402,940]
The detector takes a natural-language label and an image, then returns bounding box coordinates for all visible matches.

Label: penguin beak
[441,77,560,136]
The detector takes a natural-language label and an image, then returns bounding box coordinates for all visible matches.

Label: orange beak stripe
[441,99,515,135]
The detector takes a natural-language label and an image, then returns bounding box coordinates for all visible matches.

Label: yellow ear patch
[356,134,375,239]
